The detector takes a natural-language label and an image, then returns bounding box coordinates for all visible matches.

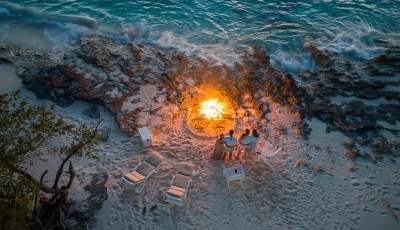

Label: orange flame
[199,99,225,119]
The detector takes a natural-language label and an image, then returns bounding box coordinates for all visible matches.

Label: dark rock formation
[98,127,111,142]
[300,39,400,158]
[0,35,399,157]
[0,35,310,137]
[72,172,109,222]
[87,105,100,119]
[363,46,400,76]
[292,121,312,140]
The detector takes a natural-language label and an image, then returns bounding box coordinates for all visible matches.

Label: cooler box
[138,127,152,147]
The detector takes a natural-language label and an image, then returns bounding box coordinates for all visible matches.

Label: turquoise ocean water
[0,0,399,73]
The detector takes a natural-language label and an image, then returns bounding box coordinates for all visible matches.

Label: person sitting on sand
[248,129,260,157]
[212,134,225,160]
[222,130,237,160]
[237,129,252,159]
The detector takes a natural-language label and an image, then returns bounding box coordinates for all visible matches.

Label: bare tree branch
[52,121,100,189]
[61,162,75,190]
[34,170,49,214]
[11,167,37,183]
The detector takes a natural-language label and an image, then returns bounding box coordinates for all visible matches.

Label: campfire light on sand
[199,99,224,119]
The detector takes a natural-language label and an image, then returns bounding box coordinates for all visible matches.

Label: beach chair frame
[165,164,195,206]
[257,142,282,171]
[122,154,164,193]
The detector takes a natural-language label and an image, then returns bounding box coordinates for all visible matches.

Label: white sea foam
[270,50,315,74]
[149,30,243,65]
[0,2,99,52]
[0,2,392,74]
[317,28,385,61]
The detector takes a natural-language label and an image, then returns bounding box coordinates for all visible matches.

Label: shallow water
[0,1,399,73]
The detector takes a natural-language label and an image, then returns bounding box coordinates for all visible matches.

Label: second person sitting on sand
[211,134,225,160]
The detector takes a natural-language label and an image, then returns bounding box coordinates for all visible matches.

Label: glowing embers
[186,95,235,135]
[199,99,224,120]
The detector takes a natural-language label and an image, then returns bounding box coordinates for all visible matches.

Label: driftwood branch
[61,162,75,190]
[34,170,49,214]
[52,152,74,189]
[382,197,398,221]
[10,167,63,194]
[40,170,49,183]
[11,167,38,183]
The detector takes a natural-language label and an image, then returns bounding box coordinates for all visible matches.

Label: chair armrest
[133,163,142,171]
[170,175,175,186]
[154,161,162,173]
[186,180,191,191]
[270,148,282,160]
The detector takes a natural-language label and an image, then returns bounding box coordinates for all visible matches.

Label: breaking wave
[317,28,386,61]
[0,1,398,73]
[0,2,99,52]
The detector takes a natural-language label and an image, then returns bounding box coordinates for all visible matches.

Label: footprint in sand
[351,180,360,187]
[362,205,373,214]
[364,180,376,186]
[381,190,389,196]
[350,216,361,226]
[345,203,354,208]
[111,214,119,223]
[126,222,135,230]
[391,206,400,212]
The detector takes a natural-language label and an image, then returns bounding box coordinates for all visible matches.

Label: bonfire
[186,93,235,135]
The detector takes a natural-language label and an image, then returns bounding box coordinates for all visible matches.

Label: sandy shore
[1,64,399,229]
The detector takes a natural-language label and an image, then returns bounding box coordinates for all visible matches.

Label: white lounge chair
[122,152,164,193]
[257,142,282,171]
[165,163,195,206]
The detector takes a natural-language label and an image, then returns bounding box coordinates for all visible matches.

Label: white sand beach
[1,64,399,230]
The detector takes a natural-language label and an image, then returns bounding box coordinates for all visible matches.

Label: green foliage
[0,91,99,229]
[0,171,36,230]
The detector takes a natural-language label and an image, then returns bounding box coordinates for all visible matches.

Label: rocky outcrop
[311,100,400,137]
[299,39,400,159]
[292,121,312,140]
[299,39,399,101]
[72,172,109,222]
[363,46,400,76]
[82,105,101,119]
[303,38,333,68]
[0,35,398,156]
[0,35,310,137]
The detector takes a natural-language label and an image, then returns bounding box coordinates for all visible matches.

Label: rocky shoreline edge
[1,35,399,223]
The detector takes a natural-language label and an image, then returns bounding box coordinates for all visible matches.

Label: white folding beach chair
[222,162,245,192]
[257,142,282,171]
[122,152,164,193]
[165,163,195,206]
